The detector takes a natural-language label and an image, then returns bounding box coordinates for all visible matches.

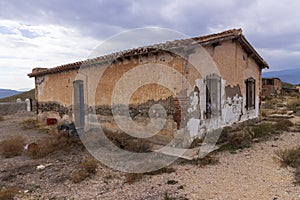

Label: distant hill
[0,89,21,98]
[0,89,35,102]
[263,68,300,85]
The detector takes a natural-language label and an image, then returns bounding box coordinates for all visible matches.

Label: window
[245,78,255,110]
[74,80,85,130]
[206,74,221,118]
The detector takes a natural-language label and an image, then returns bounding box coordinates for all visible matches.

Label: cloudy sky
[0,0,299,90]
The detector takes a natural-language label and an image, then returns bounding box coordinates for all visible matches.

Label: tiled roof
[28,28,268,77]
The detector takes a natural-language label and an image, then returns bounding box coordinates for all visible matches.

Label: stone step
[151,144,220,160]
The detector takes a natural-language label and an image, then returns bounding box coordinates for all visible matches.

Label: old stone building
[262,78,281,97]
[28,29,268,144]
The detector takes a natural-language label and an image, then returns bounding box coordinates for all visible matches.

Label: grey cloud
[0,0,300,71]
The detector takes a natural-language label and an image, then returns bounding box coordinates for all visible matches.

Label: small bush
[0,136,25,158]
[0,116,4,121]
[251,123,275,138]
[125,173,143,184]
[20,118,40,129]
[71,157,98,184]
[0,187,18,200]
[275,146,300,184]
[27,135,83,159]
[273,119,294,132]
[71,169,89,184]
[275,146,300,168]
[81,157,98,174]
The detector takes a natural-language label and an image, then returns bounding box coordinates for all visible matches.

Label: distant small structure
[282,82,299,94]
[296,84,300,92]
[262,78,281,97]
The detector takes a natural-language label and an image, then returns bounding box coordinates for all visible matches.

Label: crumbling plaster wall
[184,40,261,140]
[35,39,262,140]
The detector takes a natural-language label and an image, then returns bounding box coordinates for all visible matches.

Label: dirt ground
[0,110,300,199]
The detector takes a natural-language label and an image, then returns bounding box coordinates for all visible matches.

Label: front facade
[28,29,268,142]
[262,78,282,97]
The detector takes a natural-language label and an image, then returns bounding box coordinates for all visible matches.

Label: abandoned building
[262,78,281,97]
[28,28,269,145]
[296,84,300,92]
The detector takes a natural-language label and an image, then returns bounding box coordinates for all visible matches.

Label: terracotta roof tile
[28,28,268,77]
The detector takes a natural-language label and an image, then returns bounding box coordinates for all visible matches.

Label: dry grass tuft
[104,129,152,153]
[275,146,300,168]
[20,118,40,129]
[0,187,19,200]
[71,157,98,184]
[81,157,98,174]
[27,134,83,159]
[125,173,143,184]
[0,136,25,158]
[287,100,300,114]
[0,116,4,121]
[71,169,89,184]
[145,167,176,175]
[275,146,300,184]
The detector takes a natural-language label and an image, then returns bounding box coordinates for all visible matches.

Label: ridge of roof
[28,28,268,77]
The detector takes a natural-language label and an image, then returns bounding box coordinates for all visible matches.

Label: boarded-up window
[245,78,255,110]
[74,80,85,130]
[206,74,221,118]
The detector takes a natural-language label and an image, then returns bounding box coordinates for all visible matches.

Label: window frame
[245,77,256,110]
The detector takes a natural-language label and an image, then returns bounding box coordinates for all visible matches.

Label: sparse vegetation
[275,146,300,168]
[71,157,98,183]
[71,169,89,184]
[180,154,220,166]
[125,173,144,184]
[0,187,19,200]
[81,157,98,174]
[27,134,83,159]
[145,167,176,175]
[287,100,300,115]
[166,179,178,185]
[263,98,281,109]
[0,136,25,158]
[219,120,294,153]
[275,146,300,184]
[20,118,40,129]
[103,129,152,153]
